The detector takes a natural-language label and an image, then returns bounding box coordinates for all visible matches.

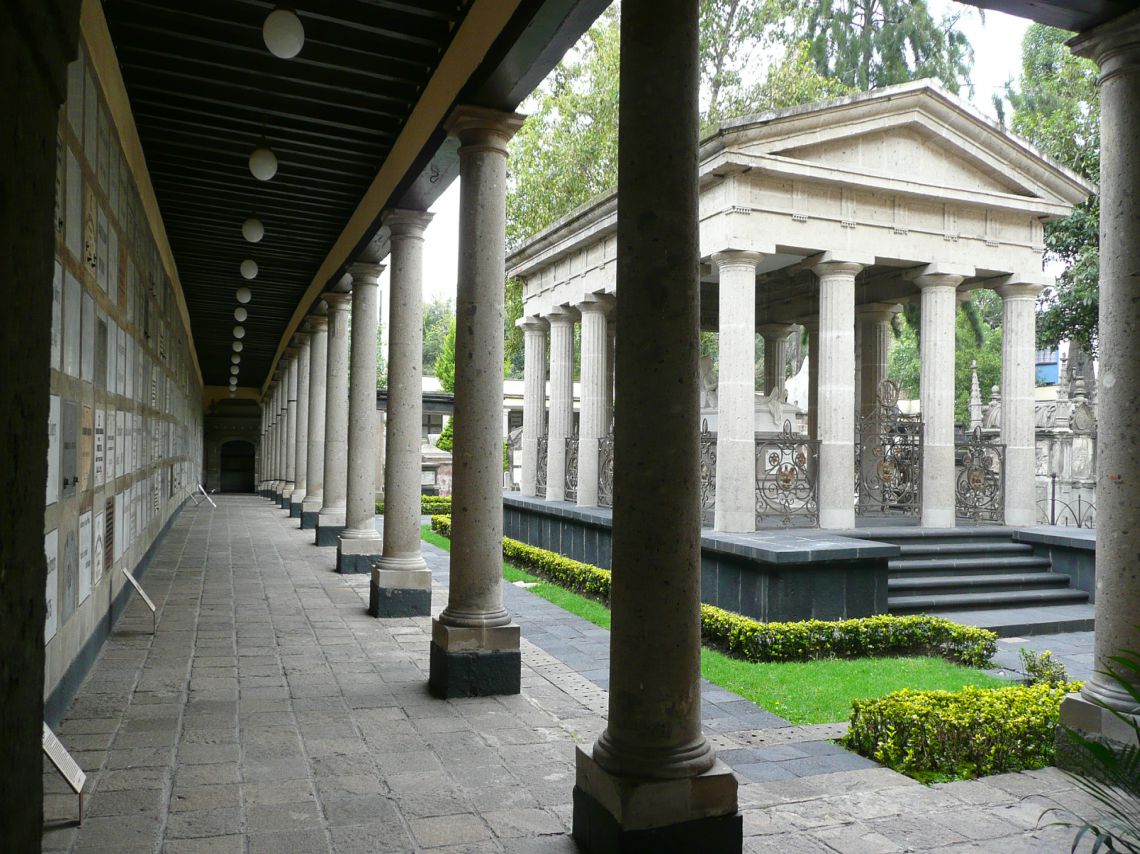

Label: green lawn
[420,525,1010,724]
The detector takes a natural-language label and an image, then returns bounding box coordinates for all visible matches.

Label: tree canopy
[1006,24,1100,355]
[422,296,454,377]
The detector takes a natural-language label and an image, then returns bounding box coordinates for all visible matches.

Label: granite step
[888,572,1071,596]
[889,586,1090,615]
[927,603,1096,637]
[888,554,1053,575]
[896,541,1034,557]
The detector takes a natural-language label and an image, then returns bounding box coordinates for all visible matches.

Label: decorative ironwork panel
[564,432,578,503]
[700,419,716,522]
[536,433,548,498]
[755,421,818,527]
[598,435,614,507]
[1036,495,1095,528]
[855,380,923,517]
[955,427,1005,523]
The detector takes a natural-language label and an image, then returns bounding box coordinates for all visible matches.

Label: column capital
[293,330,311,345]
[813,250,873,279]
[855,302,901,323]
[575,292,616,316]
[711,250,765,271]
[907,262,972,290]
[347,262,385,287]
[796,315,819,332]
[305,314,329,332]
[385,208,434,238]
[545,305,580,326]
[996,274,1048,300]
[757,322,794,339]
[1069,8,1140,80]
[515,314,549,333]
[445,105,525,154]
[322,291,352,311]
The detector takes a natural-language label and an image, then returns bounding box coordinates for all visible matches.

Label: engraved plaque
[43,724,86,794]
[78,510,92,605]
[61,400,78,498]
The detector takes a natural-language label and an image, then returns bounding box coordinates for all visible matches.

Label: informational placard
[94,408,105,487]
[46,395,60,507]
[63,271,80,378]
[61,400,78,499]
[61,525,77,623]
[79,404,93,493]
[43,723,86,823]
[121,566,155,634]
[92,510,105,588]
[115,410,125,476]
[51,261,62,370]
[44,530,58,644]
[81,292,95,381]
[78,511,92,606]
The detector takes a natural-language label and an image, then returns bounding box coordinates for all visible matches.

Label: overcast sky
[383,4,1032,307]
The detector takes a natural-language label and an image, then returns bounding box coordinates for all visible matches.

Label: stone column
[301,311,329,529]
[714,251,762,533]
[429,105,524,699]
[269,378,282,497]
[813,253,870,530]
[998,279,1045,527]
[1066,15,1140,721]
[856,304,898,416]
[290,332,311,518]
[277,372,289,501]
[257,403,267,495]
[800,318,819,440]
[605,319,616,431]
[572,0,740,847]
[545,305,578,502]
[576,294,615,507]
[371,210,435,616]
[337,263,384,573]
[517,315,548,497]
[317,289,352,547]
[758,323,792,401]
[913,265,968,528]
[281,349,299,507]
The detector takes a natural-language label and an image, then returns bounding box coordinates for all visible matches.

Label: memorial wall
[43,32,203,713]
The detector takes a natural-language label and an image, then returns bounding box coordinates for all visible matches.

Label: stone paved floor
[42,496,1105,853]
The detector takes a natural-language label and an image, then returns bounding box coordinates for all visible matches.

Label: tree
[375,322,386,390]
[434,317,456,394]
[422,296,454,377]
[794,0,974,94]
[1006,25,1100,355]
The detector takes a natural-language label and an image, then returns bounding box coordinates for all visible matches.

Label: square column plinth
[289,496,304,518]
[369,566,432,617]
[428,621,520,699]
[572,747,742,852]
[315,511,345,547]
[280,484,294,508]
[336,532,382,574]
[300,504,321,530]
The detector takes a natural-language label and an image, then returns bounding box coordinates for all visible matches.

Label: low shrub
[377,496,451,516]
[428,515,996,668]
[843,682,1080,780]
[1019,648,1071,686]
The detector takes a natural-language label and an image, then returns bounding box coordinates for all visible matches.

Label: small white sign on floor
[43,723,86,823]
[121,566,156,633]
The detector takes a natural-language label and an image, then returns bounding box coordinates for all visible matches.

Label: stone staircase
[851,527,1093,636]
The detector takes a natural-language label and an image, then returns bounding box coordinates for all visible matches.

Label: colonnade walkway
[43,497,1099,853]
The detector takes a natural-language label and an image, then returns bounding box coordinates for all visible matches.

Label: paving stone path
[43,496,1104,852]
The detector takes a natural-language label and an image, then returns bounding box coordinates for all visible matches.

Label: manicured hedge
[428,515,997,668]
[843,682,1080,779]
[377,496,451,516]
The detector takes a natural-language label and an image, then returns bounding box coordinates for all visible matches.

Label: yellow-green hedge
[428,515,996,668]
[843,682,1080,778]
[377,496,451,516]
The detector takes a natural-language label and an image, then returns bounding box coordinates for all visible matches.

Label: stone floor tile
[245,828,332,854]
[410,813,495,848]
[483,806,564,838]
[162,834,245,853]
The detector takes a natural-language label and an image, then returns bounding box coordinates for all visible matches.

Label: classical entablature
[509,80,1092,326]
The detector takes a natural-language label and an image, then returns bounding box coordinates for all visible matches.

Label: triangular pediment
[711,81,1092,207]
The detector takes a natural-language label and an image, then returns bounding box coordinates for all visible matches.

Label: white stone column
[1068,12,1140,719]
[813,253,870,530]
[372,210,435,617]
[277,373,288,500]
[800,318,819,440]
[270,377,283,496]
[576,294,615,507]
[998,279,1045,527]
[545,305,577,502]
[337,263,384,573]
[429,105,524,699]
[281,348,299,507]
[258,402,267,494]
[605,319,616,431]
[517,315,548,497]
[857,303,898,416]
[301,311,328,530]
[290,332,311,518]
[317,289,352,547]
[758,323,792,400]
[914,265,968,528]
[714,251,762,533]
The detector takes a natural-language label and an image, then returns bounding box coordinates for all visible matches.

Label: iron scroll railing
[597,435,614,507]
[536,433,547,498]
[1037,473,1096,528]
[755,421,819,528]
[564,432,578,503]
[855,380,923,518]
[954,426,1005,524]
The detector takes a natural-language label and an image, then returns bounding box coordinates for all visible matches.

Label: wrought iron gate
[756,421,819,527]
[855,380,922,518]
[955,426,1004,523]
[536,433,548,498]
[598,435,614,507]
[564,431,578,503]
[700,420,717,524]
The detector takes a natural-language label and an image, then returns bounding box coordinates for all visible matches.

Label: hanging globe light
[231,365,240,375]
[249,145,278,181]
[263,7,305,59]
[242,216,265,243]
[233,325,246,339]
[240,259,258,279]
[234,307,248,322]
[231,354,241,364]
[232,341,243,352]
[236,286,252,304]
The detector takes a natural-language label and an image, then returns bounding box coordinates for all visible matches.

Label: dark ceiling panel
[103,0,471,388]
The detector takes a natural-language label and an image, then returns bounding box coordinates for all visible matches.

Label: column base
[572,747,741,853]
[316,511,346,547]
[336,532,383,574]
[289,490,306,518]
[1058,692,1140,766]
[574,747,743,848]
[280,485,295,508]
[428,620,520,698]
[369,563,432,617]
[301,498,322,529]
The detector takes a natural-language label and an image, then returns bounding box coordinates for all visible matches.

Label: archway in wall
[220,440,255,493]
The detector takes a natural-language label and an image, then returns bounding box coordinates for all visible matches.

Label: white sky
[391,5,1031,308]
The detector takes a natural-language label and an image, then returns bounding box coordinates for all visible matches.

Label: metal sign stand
[121,566,156,634]
[187,483,216,509]
[43,723,86,824]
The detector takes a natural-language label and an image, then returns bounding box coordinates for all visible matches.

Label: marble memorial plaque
[80,292,95,381]
[61,524,77,623]
[93,511,105,587]
[78,510,92,605]
[61,400,78,499]
[63,272,81,378]
[94,408,105,486]
[65,151,82,259]
[94,314,107,389]
[44,530,58,644]
[96,207,109,292]
[51,261,62,370]
[113,492,124,562]
[46,395,60,507]
[79,404,93,493]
